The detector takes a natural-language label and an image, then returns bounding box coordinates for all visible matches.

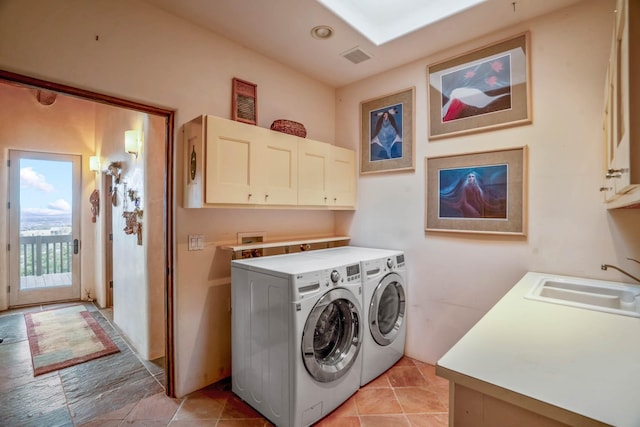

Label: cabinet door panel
[330,146,356,208]
[298,140,330,205]
[205,116,255,204]
[260,130,298,205]
[217,138,250,186]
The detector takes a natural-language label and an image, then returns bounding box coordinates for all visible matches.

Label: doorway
[0,69,175,397]
[8,150,81,306]
[103,171,114,308]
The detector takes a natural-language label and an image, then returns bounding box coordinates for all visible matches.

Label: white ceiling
[144,0,584,88]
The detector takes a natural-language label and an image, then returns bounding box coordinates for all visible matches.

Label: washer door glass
[302,288,362,383]
[369,272,405,346]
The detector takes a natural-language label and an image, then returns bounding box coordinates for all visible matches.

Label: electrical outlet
[237,231,266,258]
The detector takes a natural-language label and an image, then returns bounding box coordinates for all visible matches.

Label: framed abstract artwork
[427,32,531,140]
[425,146,527,235]
[360,87,415,174]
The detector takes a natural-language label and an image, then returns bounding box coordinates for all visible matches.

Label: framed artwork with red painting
[428,33,531,140]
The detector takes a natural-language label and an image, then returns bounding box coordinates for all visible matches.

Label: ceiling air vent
[341,47,372,64]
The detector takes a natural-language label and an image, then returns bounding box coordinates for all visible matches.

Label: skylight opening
[316,0,487,46]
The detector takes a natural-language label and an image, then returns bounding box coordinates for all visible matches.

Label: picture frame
[232,77,257,125]
[425,146,527,235]
[360,87,415,174]
[427,32,531,140]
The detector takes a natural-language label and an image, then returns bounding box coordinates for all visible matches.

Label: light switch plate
[188,234,204,251]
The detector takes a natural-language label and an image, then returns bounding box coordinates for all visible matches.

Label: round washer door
[369,272,406,346]
[302,288,362,383]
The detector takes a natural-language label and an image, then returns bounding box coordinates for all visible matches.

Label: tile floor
[0,302,449,426]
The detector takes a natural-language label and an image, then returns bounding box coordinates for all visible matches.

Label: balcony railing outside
[20,235,72,288]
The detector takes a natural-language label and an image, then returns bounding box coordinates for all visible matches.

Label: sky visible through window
[19,158,72,232]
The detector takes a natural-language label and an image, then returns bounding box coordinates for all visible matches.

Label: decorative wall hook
[123,210,143,246]
[89,189,99,223]
[106,161,122,184]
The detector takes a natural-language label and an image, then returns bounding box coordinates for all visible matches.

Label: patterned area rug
[25,305,120,376]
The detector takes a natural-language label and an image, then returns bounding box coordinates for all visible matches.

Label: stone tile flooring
[0,303,449,426]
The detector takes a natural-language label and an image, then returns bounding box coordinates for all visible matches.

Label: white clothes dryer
[231,252,363,427]
[360,251,406,385]
[302,247,407,386]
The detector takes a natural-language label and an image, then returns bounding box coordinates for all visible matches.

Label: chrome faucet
[601,258,640,284]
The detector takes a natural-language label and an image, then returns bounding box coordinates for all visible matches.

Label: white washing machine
[231,252,363,427]
[303,246,407,386]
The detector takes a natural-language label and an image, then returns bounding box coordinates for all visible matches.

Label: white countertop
[437,271,640,427]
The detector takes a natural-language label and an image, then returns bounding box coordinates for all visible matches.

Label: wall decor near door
[360,87,415,174]
[425,146,528,235]
[427,32,531,140]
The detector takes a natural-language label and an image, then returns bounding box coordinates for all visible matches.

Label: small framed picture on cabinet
[232,77,257,125]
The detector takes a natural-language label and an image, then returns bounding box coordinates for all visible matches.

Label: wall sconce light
[125,129,142,158]
[89,156,100,173]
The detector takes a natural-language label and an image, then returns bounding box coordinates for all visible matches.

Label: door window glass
[377,283,401,335]
[369,273,405,346]
[302,288,361,382]
[314,300,350,364]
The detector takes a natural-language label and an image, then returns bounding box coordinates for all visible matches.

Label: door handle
[74,239,79,254]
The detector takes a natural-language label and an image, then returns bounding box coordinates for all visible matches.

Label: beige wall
[335,0,640,364]
[0,0,337,397]
[93,105,166,360]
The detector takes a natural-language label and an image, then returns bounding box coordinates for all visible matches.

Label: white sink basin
[525,276,640,318]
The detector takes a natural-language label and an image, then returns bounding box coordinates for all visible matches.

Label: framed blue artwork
[360,87,415,174]
[426,146,527,235]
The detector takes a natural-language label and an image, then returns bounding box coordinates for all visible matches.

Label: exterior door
[8,150,81,306]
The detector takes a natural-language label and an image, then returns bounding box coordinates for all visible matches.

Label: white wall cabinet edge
[183,115,356,210]
[601,0,640,209]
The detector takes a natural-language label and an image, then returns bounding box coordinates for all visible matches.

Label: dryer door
[369,272,406,346]
[302,288,362,383]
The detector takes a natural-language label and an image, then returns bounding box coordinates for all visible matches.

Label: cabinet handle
[248,193,252,199]
[265,194,269,200]
[608,168,628,174]
[333,197,337,202]
[605,168,628,179]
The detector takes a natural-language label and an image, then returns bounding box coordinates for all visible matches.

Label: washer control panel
[294,263,362,300]
[345,263,361,283]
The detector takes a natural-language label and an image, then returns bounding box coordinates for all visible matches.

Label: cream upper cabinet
[602,0,640,209]
[183,115,355,209]
[298,139,357,209]
[183,115,297,207]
